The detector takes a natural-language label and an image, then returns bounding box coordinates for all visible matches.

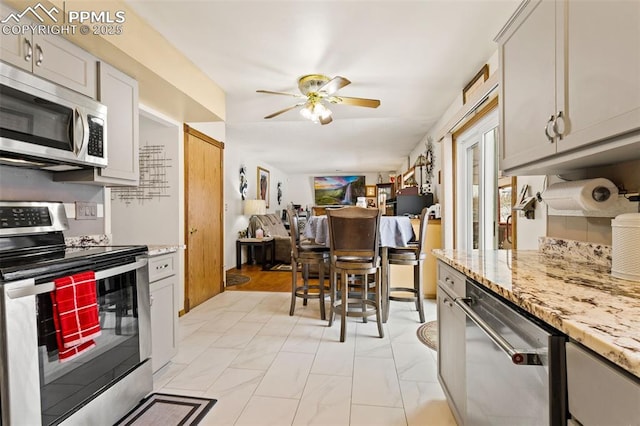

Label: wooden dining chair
[384,207,428,323]
[326,207,383,342]
[286,207,330,320]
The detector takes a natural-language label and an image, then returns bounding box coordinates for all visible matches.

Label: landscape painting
[314,176,366,205]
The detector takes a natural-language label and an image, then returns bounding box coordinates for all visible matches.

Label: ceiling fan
[257,74,381,125]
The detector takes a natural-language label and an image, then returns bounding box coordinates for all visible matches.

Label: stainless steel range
[0,201,152,425]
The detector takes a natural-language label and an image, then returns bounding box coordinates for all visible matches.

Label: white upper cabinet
[0,5,97,98]
[497,0,640,174]
[55,63,139,186]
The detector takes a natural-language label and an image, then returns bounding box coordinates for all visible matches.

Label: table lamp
[244,199,266,237]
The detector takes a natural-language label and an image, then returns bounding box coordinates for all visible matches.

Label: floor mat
[116,393,216,426]
[416,320,438,351]
[270,263,292,271]
[226,273,251,286]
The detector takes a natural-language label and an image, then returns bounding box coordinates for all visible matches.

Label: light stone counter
[433,248,640,378]
[146,245,185,256]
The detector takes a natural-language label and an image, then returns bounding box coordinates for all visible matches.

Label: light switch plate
[75,201,98,220]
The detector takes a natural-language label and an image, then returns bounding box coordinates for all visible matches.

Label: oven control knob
[512,353,524,364]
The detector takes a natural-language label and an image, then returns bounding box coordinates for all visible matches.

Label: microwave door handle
[75,108,88,155]
[5,259,148,300]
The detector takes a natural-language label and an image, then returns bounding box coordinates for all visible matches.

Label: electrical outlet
[76,201,98,220]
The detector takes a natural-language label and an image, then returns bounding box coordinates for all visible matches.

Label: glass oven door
[1,257,149,426]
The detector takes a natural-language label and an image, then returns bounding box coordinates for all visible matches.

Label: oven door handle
[6,258,148,299]
[455,297,543,366]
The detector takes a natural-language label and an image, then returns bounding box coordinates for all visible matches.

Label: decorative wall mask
[277,182,282,205]
[239,166,248,200]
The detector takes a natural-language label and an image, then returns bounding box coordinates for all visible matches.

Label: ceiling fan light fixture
[300,100,332,123]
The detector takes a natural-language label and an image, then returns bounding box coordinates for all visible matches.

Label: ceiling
[126,0,520,175]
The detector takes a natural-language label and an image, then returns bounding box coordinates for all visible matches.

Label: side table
[236,237,276,270]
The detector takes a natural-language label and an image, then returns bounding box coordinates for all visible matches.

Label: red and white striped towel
[51,271,101,362]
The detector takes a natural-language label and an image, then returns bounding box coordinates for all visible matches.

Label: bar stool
[384,207,428,323]
[286,207,330,320]
[327,207,383,342]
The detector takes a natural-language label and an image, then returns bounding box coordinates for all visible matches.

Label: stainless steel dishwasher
[455,279,567,425]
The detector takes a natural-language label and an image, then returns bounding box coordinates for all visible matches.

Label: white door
[456,109,498,250]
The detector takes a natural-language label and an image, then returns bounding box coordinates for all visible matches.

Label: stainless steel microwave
[0,62,107,171]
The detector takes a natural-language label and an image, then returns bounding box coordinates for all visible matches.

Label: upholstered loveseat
[248,214,291,263]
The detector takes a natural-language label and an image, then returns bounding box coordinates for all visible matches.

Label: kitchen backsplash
[0,166,105,237]
[539,236,611,267]
[545,158,640,245]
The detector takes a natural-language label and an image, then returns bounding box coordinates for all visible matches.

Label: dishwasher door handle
[455,297,543,366]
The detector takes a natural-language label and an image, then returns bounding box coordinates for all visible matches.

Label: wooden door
[184,125,224,311]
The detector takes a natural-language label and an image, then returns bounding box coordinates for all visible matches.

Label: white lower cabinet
[437,261,466,425]
[566,342,640,425]
[148,252,178,373]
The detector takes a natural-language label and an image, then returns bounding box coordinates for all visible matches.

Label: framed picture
[257,166,270,208]
[313,176,365,205]
[462,64,489,104]
[365,185,377,197]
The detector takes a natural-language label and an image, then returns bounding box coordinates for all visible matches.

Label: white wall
[406,51,500,249]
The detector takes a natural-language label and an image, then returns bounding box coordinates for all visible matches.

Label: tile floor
[152,291,457,425]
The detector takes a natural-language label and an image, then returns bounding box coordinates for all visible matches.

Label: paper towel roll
[541,178,618,211]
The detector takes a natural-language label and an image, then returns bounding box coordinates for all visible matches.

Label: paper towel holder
[513,196,536,219]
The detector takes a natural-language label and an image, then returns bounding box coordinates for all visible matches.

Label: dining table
[302,214,416,321]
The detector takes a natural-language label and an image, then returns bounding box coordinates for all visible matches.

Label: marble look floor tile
[169,290,454,425]
[322,319,357,343]
[392,342,438,382]
[229,335,287,371]
[199,368,265,426]
[281,323,325,353]
[165,347,241,391]
[198,311,249,333]
[234,395,299,426]
[399,380,457,426]
[178,319,207,341]
[152,361,187,391]
[352,356,403,408]
[355,322,393,359]
[350,404,407,426]
[254,351,315,399]
[171,330,223,365]
[292,374,352,426]
[255,314,299,337]
[210,320,265,349]
[310,338,356,377]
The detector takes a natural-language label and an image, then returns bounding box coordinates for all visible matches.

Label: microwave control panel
[87,115,104,158]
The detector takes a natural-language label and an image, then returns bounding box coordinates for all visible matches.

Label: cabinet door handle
[544,115,555,143]
[150,295,154,307]
[156,264,169,270]
[445,277,454,286]
[24,38,32,62]
[443,297,454,307]
[553,111,565,139]
[189,227,198,235]
[34,44,43,67]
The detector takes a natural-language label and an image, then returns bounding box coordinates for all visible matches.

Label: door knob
[189,227,198,235]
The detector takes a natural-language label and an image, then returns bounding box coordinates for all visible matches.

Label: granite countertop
[432,248,640,378]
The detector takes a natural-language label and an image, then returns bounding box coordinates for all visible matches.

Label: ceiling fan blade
[318,76,351,95]
[257,89,303,98]
[329,96,381,108]
[264,103,303,119]
[320,115,333,125]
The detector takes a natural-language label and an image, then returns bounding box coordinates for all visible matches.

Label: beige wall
[546,158,640,245]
